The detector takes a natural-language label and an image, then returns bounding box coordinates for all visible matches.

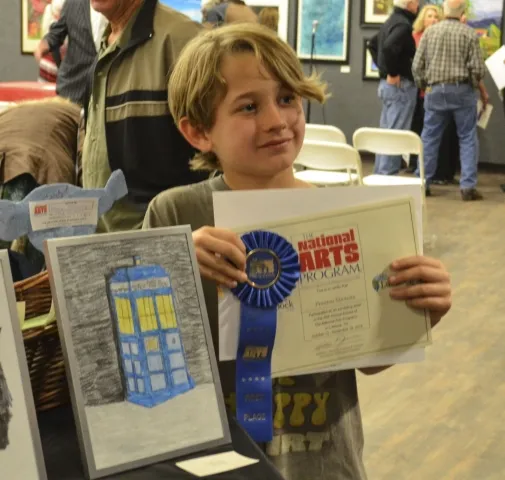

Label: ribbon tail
[236,305,277,443]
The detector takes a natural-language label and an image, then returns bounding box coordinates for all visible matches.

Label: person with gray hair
[412,0,486,201]
[367,0,420,175]
[202,0,257,28]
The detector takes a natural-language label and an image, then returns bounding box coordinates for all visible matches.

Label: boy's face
[201,53,305,181]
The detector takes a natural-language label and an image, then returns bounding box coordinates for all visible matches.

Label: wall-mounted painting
[423,0,503,59]
[0,251,47,479]
[248,0,289,42]
[296,0,351,63]
[21,0,52,54]
[45,227,230,479]
[361,0,393,27]
[160,0,202,23]
[363,39,380,80]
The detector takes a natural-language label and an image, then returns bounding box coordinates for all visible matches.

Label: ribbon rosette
[231,230,300,442]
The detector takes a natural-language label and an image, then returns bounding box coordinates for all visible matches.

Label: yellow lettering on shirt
[277,376,296,386]
[290,393,312,427]
[273,393,291,429]
[266,432,331,456]
[312,392,330,426]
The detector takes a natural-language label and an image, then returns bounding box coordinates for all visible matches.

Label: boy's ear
[178,117,213,153]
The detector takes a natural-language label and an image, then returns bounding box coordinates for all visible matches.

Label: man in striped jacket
[35,0,107,106]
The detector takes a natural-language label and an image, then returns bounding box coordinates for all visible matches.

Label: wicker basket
[15,271,69,411]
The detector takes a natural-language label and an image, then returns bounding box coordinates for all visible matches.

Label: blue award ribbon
[231,230,300,442]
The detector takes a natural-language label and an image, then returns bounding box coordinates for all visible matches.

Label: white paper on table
[214,185,425,371]
[175,451,259,477]
[485,45,505,90]
[477,100,493,130]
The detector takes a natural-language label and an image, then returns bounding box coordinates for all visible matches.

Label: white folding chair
[305,124,347,144]
[353,128,430,243]
[352,128,425,189]
[294,141,363,186]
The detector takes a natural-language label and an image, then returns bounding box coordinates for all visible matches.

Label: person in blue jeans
[412,0,486,201]
[377,79,418,174]
[368,0,420,175]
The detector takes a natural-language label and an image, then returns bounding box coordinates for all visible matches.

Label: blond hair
[169,23,327,171]
[413,5,443,34]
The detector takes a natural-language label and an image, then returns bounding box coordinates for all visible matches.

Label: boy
[143,24,452,480]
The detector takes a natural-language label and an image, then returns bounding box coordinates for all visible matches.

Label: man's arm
[478,80,489,109]
[412,34,428,90]
[382,24,411,85]
[367,33,379,68]
[35,0,69,62]
[467,33,486,88]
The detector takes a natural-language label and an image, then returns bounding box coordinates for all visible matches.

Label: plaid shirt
[412,19,485,90]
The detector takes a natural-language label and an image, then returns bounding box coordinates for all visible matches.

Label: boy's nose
[261,103,287,131]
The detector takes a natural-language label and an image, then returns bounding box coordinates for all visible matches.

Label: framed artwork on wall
[21,0,52,54]
[159,0,202,23]
[45,227,231,479]
[361,0,392,27]
[296,0,352,62]
[362,39,380,80]
[0,251,47,479]
[248,0,289,42]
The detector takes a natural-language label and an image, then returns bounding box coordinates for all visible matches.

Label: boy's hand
[388,256,451,328]
[193,227,248,289]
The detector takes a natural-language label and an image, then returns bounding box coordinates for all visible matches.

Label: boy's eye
[279,94,296,105]
[240,103,256,113]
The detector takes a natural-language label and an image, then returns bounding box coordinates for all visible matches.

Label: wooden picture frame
[21,0,52,54]
[362,38,380,80]
[45,227,231,479]
[0,251,47,479]
[248,0,289,42]
[361,0,392,28]
[296,0,352,63]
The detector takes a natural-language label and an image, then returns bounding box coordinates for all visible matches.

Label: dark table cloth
[39,407,283,479]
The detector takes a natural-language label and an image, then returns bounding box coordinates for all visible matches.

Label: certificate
[216,195,430,376]
[485,45,505,91]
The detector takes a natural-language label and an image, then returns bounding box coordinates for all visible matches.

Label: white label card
[175,451,259,477]
[29,198,98,231]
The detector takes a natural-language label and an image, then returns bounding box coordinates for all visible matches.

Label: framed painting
[159,0,202,23]
[361,0,393,27]
[296,0,352,62]
[45,227,231,479]
[21,0,52,54]
[248,0,289,42]
[0,251,47,479]
[363,39,380,80]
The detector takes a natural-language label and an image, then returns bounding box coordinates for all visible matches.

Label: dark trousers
[410,94,459,181]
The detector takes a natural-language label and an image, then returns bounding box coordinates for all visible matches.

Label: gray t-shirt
[143,176,368,480]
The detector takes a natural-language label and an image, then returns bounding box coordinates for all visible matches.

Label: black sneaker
[426,187,432,197]
[461,188,483,201]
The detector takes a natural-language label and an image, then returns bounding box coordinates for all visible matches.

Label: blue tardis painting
[107,257,194,408]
